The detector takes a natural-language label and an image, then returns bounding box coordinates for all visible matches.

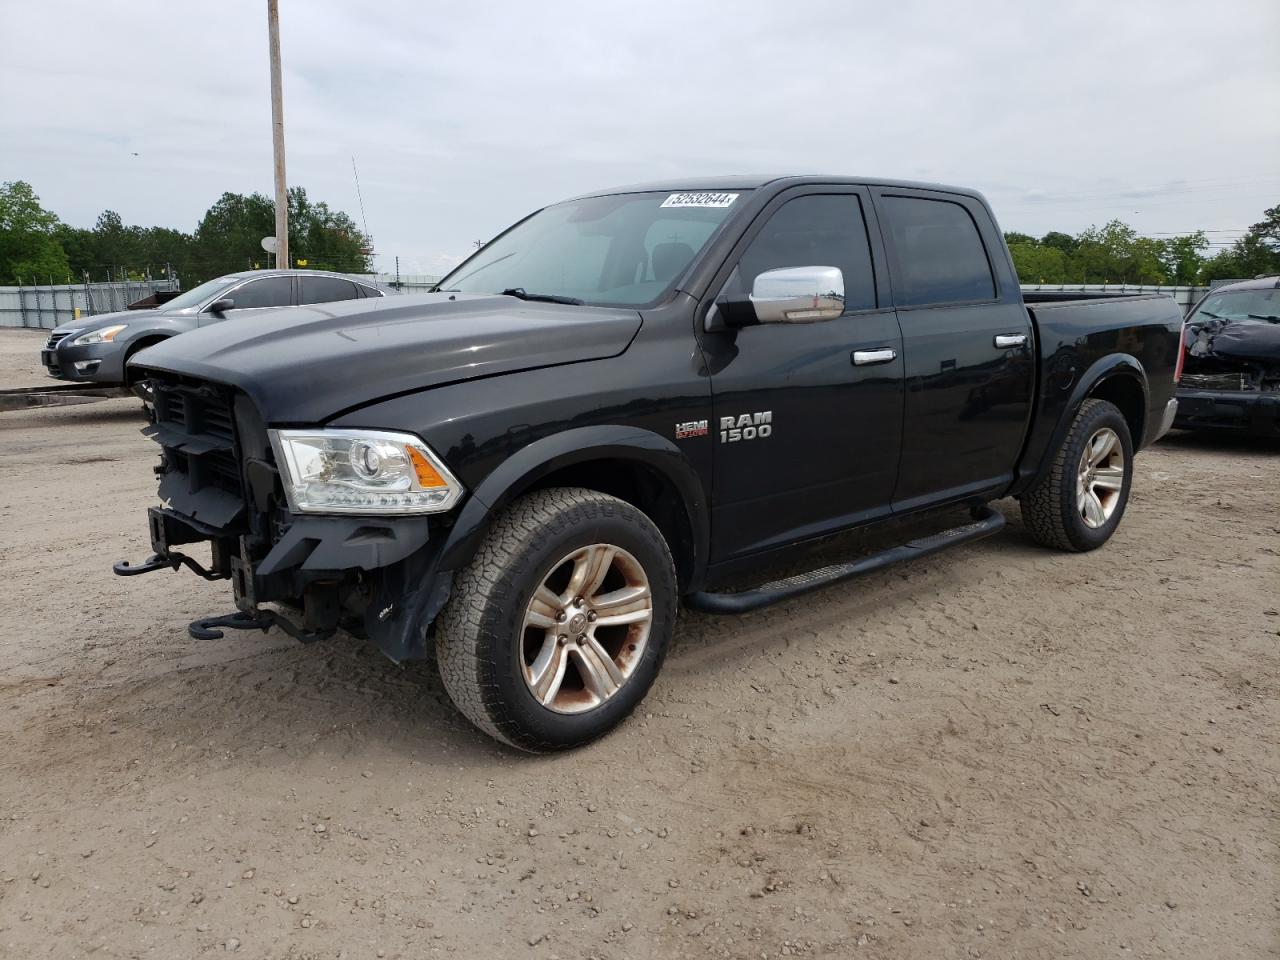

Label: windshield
[437,191,746,307]
[159,275,243,312]
[1191,288,1280,324]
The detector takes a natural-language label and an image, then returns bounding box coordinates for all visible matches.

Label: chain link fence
[0,280,180,330]
[1019,283,1211,313]
[3,276,1233,330]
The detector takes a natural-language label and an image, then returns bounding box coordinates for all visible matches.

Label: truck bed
[1013,292,1182,492]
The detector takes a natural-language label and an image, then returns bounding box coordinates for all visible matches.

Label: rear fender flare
[435,425,710,585]
[1037,355,1148,479]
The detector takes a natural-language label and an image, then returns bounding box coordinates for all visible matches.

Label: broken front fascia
[1184,317,1280,391]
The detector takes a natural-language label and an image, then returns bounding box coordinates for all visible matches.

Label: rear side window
[356,284,383,298]
[229,276,294,309]
[733,194,877,311]
[881,196,995,306]
[299,276,360,304]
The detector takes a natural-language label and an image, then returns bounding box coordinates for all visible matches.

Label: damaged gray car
[1175,276,1280,436]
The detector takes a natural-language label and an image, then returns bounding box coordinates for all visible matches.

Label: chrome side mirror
[749,266,845,323]
[207,298,235,313]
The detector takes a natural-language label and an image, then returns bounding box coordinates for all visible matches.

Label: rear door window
[299,275,360,304]
[228,276,294,309]
[881,196,995,306]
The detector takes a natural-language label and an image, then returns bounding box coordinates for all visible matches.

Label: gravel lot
[0,326,1276,959]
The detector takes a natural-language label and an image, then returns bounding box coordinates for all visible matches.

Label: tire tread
[1021,398,1128,552]
[435,487,673,752]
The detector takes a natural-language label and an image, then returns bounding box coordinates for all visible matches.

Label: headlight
[270,429,463,515]
[71,324,127,346]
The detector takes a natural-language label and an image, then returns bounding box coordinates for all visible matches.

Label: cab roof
[569,174,979,201]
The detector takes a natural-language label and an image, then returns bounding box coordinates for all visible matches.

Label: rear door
[872,189,1033,510]
[704,187,905,561]
[299,275,363,305]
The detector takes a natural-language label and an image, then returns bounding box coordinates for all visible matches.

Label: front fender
[435,424,710,584]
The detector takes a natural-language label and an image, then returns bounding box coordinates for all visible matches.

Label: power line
[351,155,370,241]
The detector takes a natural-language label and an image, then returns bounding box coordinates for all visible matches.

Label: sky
[1,0,1277,277]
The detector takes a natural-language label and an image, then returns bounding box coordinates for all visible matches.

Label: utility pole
[267,0,289,268]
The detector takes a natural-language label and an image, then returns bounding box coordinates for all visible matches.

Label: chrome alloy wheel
[1076,426,1125,529]
[519,544,654,714]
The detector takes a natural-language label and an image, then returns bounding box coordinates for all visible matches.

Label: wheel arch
[1017,354,1148,497]
[436,426,710,592]
[1085,364,1148,449]
[123,333,173,384]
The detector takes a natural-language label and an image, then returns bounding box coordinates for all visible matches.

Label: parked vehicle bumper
[1174,388,1280,436]
[42,340,127,385]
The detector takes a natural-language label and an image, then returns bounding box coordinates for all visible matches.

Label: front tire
[1020,398,1134,552]
[435,488,676,752]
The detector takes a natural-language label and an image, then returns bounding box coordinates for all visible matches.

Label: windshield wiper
[501,287,584,306]
[1247,314,1280,323]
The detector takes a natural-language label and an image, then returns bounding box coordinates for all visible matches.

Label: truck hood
[131,292,643,423]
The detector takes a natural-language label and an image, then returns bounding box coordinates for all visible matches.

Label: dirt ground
[0,326,1276,959]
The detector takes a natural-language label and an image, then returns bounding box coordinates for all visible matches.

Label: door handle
[852,348,897,366]
[994,333,1027,348]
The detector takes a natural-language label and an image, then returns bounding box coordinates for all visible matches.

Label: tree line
[0,180,373,287]
[1004,203,1279,286]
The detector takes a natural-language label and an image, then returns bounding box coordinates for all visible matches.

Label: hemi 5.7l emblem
[720,411,773,443]
[675,419,709,440]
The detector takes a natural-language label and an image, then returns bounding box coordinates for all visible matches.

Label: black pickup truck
[116,176,1183,751]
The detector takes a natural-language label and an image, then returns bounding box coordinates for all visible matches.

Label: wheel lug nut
[576,635,586,645]
[587,611,597,622]
[557,635,568,646]
[574,597,584,607]
[555,611,566,622]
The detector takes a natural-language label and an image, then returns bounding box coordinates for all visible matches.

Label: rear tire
[435,487,676,752]
[1020,398,1133,552]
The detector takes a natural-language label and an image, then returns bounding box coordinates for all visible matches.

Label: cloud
[2,0,1277,274]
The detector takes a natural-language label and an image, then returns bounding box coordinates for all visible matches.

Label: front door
[873,189,1034,510]
[703,188,905,562]
[198,275,296,326]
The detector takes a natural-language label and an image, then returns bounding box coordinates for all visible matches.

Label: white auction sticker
[660,192,739,208]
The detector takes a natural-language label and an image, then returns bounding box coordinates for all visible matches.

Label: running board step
[685,505,1005,614]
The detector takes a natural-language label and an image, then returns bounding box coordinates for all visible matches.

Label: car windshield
[1191,288,1280,323]
[436,191,747,307]
[159,275,243,312]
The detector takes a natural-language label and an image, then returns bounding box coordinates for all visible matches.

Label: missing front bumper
[113,506,450,661]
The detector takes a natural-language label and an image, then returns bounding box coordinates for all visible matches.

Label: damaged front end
[113,374,457,659]
[1176,281,1280,436]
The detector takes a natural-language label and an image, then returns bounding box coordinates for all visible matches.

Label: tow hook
[187,608,334,644]
[113,551,226,581]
